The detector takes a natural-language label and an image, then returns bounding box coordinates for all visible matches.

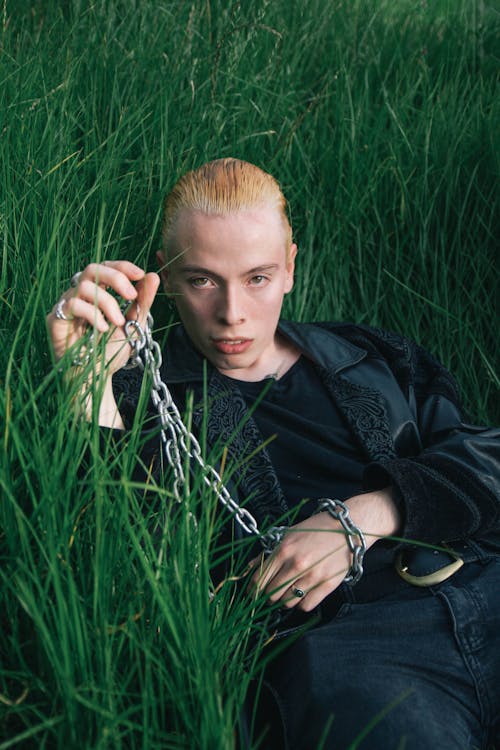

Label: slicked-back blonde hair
[162,157,293,258]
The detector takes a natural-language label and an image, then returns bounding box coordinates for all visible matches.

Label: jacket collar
[162,319,367,383]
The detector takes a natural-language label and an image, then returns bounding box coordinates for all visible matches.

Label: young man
[48,158,500,749]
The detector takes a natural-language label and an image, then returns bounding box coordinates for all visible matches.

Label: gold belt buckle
[395,544,464,587]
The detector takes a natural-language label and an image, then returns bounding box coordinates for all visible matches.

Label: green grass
[1,0,498,747]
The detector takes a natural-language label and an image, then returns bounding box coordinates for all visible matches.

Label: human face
[157,206,297,381]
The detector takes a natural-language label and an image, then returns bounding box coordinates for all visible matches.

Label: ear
[284,243,297,293]
[156,250,171,292]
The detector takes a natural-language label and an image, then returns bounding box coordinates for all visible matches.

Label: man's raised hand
[47,260,160,375]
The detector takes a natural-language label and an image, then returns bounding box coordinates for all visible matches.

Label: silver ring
[70,271,82,287]
[54,298,72,321]
[292,586,305,599]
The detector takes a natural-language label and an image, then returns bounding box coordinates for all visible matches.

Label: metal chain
[124,313,286,555]
[316,498,367,585]
[123,315,367,585]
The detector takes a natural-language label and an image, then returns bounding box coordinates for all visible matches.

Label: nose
[216,285,245,326]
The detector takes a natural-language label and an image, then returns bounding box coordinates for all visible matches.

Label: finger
[251,540,310,599]
[250,554,281,593]
[248,554,267,570]
[264,552,336,604]
[277,582,308,610]
[292,558,349,612]
[267,575,301,604]
[245,555,265,594]
[260,547,310,600]
[280,558,349,609]
[102,260,146,279]
[296,576,344,613]
[77,280,128,327]
[58,296,112,333]
[277,580,327,612]
[133,272,161,323]
[77,262,144,298]
[260,563,304,604]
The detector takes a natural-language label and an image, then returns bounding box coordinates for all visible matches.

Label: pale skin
[47,261,160,427]
[47,205,400,611]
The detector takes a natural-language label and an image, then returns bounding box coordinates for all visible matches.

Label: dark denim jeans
[255,553,500,750]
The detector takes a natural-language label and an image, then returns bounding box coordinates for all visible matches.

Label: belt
[325,538,493,613]
[270,539,493,638]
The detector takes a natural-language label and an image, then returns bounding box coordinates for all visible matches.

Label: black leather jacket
[113,320,500,550]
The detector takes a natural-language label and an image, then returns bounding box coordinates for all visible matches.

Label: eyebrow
[177,263,280,279]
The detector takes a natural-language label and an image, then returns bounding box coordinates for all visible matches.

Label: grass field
[1,1,499,747]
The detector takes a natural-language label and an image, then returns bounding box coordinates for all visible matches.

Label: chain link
[124,313,284,554]
[316,498,367,585]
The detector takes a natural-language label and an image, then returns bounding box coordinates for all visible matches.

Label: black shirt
[231,356,366,519]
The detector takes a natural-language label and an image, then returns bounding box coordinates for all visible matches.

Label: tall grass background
[1,0,498,747]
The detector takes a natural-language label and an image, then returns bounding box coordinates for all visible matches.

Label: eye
[249,275,268,286]
[189,277,212,288]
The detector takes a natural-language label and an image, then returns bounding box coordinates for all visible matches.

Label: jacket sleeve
[104,367,165,485]
[360,332,500,545]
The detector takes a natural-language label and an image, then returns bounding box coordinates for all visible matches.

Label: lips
[212,338,253,355]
